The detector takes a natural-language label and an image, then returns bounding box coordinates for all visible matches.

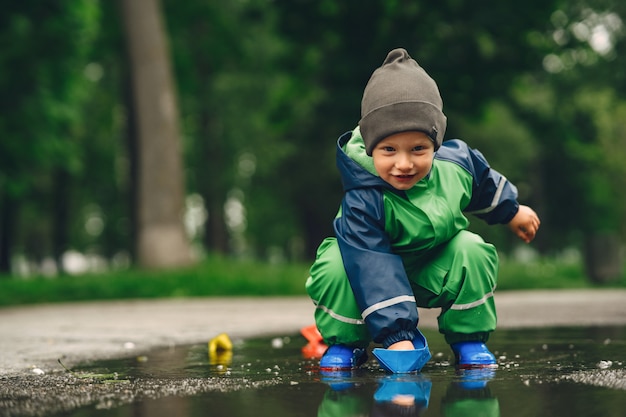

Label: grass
[497,258,597,290]
[0,254,624,307]
[0,254,311,307]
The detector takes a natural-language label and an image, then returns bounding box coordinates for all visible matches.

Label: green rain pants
[306,230,498,346]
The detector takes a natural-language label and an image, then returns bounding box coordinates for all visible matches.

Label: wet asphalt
[1,290,626,377]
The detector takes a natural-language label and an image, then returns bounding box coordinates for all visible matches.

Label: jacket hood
[336,130,399,193]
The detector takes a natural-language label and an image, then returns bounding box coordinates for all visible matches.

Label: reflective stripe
[467,176,507,215]
[361,295,416,319]
[313,301,365,325]
[450,286,496,310]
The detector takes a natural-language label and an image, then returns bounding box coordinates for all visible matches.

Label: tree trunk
[583,233,623,284]
[123,63,139,264]
[52,168,70,274]
[198,108,229,254]
[119,0,193,268]
[0,191,16,274]
[205,198,229,254]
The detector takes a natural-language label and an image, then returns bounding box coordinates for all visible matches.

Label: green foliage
[0,1,100,194]
[0,0,106,267]
[161,0,296,255]
[508,1,626,247]
[1,0,626,286]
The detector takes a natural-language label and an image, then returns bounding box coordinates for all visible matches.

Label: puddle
[3,326,625,417]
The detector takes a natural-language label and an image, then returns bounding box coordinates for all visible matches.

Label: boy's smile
[372,131,435,190]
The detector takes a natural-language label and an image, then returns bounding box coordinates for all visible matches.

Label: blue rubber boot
[319,345,368,370]
[455,368,496,389]
[451,342,497,369]
[319,369,355,391]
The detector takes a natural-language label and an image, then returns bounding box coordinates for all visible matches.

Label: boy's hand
[508,205,541,243]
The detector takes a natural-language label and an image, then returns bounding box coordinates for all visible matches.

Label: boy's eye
[382,146,395,152]
[412,146,425,151]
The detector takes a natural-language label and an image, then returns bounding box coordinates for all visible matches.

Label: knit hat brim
[359,101,446,155]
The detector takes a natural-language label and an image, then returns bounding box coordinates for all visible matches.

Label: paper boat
[372,330,431,373]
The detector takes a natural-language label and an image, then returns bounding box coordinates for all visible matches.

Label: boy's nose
[396,154,413,170]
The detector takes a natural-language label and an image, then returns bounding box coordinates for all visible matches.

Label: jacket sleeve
[438,139,519,224]
[334,187,418,348]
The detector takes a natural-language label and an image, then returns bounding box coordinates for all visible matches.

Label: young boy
[306,48,540,370]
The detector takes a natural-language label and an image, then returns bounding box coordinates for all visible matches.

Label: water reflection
[314,373,430,417]
[16,326,623,417]
[316,370,499,417]
[441,376,499,417]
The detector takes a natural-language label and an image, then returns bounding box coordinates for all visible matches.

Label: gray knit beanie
[359,48,447,155]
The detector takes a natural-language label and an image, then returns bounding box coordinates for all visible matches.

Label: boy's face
[372,131,435,190]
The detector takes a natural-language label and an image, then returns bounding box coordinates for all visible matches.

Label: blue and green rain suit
[306,127,520,348]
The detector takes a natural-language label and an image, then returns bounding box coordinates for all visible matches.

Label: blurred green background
[1,0,625,304]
